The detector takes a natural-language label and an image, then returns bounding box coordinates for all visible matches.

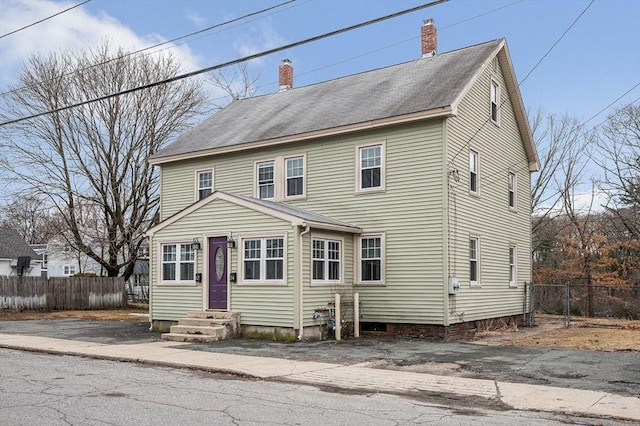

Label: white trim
[469,234,480,287]
[255,159,276,200]
[355,232,386,285]
[238,233,288,286]
[355,142,386,193]
[509,244,517,287]
[284,154,306,199]
[310,234,344,286]
[508,170,517,211]
[157,241,198,286]
[149,107,454,166]
[490,78,500,126]
[469,148,480,196]
[146,191,361,236]
[195,168,214,201]
[202,233,232,311]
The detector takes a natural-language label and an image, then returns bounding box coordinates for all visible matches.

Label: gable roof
[146,191,361,236]
[150,39,538,171]
[0,227,38,260]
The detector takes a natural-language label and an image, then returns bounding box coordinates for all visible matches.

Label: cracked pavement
[0,349,629,426]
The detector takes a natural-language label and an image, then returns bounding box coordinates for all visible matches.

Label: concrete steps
[161,311,240,343]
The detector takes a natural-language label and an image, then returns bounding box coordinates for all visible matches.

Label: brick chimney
[278,59,293,92]
[421,18,437,58]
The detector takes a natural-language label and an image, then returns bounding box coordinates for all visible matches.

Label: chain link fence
[529,281,640,327]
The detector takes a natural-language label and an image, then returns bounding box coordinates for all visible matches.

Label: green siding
[301,230,354,328]
[151,198,295,325]
[445,56,532,324]
[154,55,534,328]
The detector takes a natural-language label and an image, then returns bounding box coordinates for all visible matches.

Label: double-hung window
[360,235,382,283]
[359,145,383,191]
[286,156,304,197]
[508,171,516,208]
[312,238,341,282]
[469,150,479,194]
[491,80,500,124]
[469,236,479,286]
[63,265,76,276]
[161,243,195,282]
[197,170,213,200]
[243,237,284,282]
[509,245,517,287]
[257,161,275,199]
[255,156,305,200]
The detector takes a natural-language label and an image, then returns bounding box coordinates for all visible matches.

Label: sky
[0,0,639,207]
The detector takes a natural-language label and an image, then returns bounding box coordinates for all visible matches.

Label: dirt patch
[473,314,640,351]
[0,305,148,322]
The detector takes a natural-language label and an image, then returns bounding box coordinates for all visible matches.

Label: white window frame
[254,154,307,201]
[357,233,385,285]
[490,79,500,125]
[356,143,385,193]
[285,155,305,199]
[469,235,480,287]
[195,169,213,201]
[508,171,516,209]
[469,149,479,195]
[509,245,517,287]
[160,242,196,285]
[256,161,275,200]
[311,236,343,285]
[63,265,75,276]
[239,235,286,285]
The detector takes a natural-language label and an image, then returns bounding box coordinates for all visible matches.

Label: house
[146,20,539,339]
[30,239,103,278]
[0,227,41,277]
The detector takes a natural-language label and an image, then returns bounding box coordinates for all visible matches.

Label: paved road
[1,319,638,397]
[0,348,628,426]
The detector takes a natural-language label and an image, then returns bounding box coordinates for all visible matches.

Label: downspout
[148,236,153,331]
[298,225,311,340]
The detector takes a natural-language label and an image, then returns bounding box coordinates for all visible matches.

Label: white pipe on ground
[354,292,360,338]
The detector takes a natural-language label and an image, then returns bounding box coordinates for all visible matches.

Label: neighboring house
[146,20,539,339]
[0,227,41,277]
[30,244,48,278]
[33,239,102,277]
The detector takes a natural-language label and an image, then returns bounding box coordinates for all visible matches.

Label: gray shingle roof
[151,39,503,160]
[0,227,38,259]
[227,192,360,231]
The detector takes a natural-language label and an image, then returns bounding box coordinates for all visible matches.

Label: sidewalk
[0,333,638,422]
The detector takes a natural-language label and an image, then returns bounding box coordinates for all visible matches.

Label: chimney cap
[423,18,434,25]
[281,58,291,65]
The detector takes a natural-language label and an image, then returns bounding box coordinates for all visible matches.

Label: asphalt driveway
[1,318,638,397]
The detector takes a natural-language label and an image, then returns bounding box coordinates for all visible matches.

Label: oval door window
[215,247,224,281]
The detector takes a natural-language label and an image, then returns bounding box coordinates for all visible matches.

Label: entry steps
[161,311,240,343]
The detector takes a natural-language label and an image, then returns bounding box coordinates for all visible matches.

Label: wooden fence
[0,276,126,311]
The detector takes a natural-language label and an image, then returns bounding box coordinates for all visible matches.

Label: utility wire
[447,0,596,167]
[580,82,640,127]
[0,0,297,99]
[0,0,91,40]
[0,0,448,127]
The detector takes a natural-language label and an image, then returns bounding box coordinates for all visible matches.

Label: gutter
[297,225,311,340]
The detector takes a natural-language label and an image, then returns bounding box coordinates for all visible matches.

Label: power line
[580,82,640,127]
[0,0,448,127]
[447,0,596,167]
[0,0,298,99]
[0,0,91,40]
[518,0,595,87]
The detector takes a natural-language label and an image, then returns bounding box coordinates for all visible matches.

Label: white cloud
[231,21,287,67]
[184,10,207,28]
[0,0,203,89]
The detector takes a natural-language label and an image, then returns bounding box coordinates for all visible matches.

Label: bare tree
[595,104,640,239]
[207,63,260,111]
[529,109,585,253]
[0,194,59,244]
[0,41,208,280]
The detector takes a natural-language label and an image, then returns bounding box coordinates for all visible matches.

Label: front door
[208,237,228,309]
